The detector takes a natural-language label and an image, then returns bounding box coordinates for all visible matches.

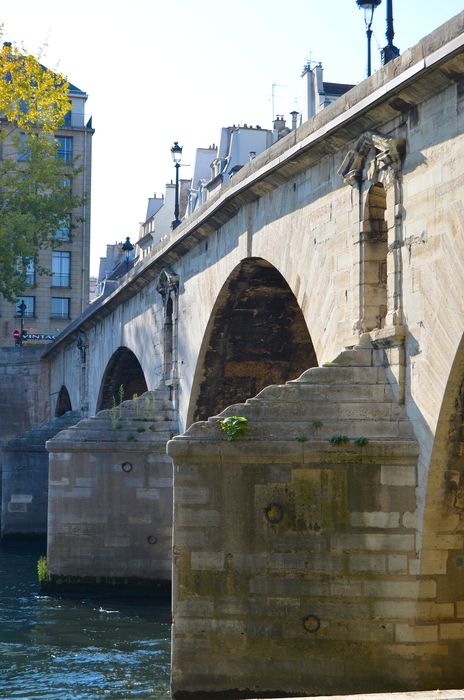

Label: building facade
[0,79,93,347]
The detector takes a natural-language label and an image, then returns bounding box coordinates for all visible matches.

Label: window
[51,297,70,319]
[63,110,72,127]
[57,136,73,163]
[55,215,71,241]
[17,133,31,161]
[15,296,35,318]
[51,251,71,287]
[16,258,35,285]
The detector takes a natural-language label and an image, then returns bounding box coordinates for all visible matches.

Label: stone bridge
[4,12,464,698]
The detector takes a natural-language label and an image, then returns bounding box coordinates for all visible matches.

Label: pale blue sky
[2,1,464,273]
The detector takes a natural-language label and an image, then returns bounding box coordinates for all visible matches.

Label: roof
[323,81,355,96]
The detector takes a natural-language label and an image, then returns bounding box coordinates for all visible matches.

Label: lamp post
[17,300,26,345]
[171,141,183,229]
[356,0,382,77]
[121,236,134,270]
[381,0,400,65]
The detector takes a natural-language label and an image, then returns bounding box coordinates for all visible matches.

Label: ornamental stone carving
[338,131,405,187]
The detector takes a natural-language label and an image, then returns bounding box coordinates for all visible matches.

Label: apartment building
[0,77,93,346]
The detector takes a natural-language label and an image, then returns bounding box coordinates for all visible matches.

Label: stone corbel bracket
[156,268,179,305]
[338,131,406,188]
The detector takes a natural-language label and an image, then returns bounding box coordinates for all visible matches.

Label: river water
[0,539,171,699]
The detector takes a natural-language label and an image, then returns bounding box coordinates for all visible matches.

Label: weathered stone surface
[46,389,176,587]
[1,411,80,536]
[167,344,441,697]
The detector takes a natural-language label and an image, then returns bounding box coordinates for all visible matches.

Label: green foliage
[0,42,84,301]
[145,395,156,419]
[110,397,118,430]
[217,416,248,441]
[329,434,350,445]
[37,556,47,584]
[136,426,145,433]
[354,436,368,446]
[312,420,323,430]
[296,435,308,442]
[133,393,140,417]
[126,434,137,442]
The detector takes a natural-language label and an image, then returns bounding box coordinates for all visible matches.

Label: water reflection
[0,539,171,699]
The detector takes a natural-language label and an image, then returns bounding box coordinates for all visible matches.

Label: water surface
[0,539,171,699]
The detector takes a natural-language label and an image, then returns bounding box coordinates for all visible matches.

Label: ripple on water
[0,541,171,699]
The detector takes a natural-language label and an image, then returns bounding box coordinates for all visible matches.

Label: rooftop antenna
[301,51,321,77]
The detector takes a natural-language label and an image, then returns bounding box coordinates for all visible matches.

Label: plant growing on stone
[217,416,248,441]
[354,436,368,447]
[37,556,47,584]
[110,397,118,430]
[145,395,156,419]
[312,419,323,431]
[329,434,350,445]
[296,435,308,442]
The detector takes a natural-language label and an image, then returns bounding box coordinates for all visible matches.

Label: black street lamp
[121,236,134,270]
[381,0,400,65]
[17,299,26,345]
[356,0,382,77]
[170,141,183,229]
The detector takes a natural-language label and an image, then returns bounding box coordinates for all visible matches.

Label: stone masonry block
[331,533,415,551]
[395,624,439,642]
[363,579,436,599]
[350,511,400,528]
[380,465,416,486]
[416,602,454,621]
[388,554,408,574]
[191,551,224,571]
[419,549,449,575]
[350,552,386,573]
[175,487,210,504]
[177,509,220,527]
[439,622,464,639]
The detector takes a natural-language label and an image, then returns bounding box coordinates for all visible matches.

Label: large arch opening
[55,385,72,416]
[361,183,388,331]
[97,346,148,411]
[188,257,317,425]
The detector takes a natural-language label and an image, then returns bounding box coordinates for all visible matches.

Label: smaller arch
[97,347,148,411]
[55,385,72,416]
[361,183,388,332]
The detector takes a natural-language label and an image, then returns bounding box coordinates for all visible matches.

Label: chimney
[273,115,286,132]
[290,111,299,131]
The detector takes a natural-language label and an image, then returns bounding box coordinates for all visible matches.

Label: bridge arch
[419,331,464,650]
[55,385,72,416]
[96,346,148,411]
[187,257,317,425]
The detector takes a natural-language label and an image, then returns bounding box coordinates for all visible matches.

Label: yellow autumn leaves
[0,42,70,134]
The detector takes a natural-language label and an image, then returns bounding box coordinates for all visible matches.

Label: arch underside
[97,347,148,411]
[55,385,72,416]
[192,258,317,423]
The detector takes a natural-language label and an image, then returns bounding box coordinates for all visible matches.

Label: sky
[2,0,464,275]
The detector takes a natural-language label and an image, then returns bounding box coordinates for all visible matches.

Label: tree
[0,41,83,301]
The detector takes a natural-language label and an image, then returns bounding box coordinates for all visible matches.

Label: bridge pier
[45,388,176,593]
[167,341,460,697]
[1,411,80,537]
